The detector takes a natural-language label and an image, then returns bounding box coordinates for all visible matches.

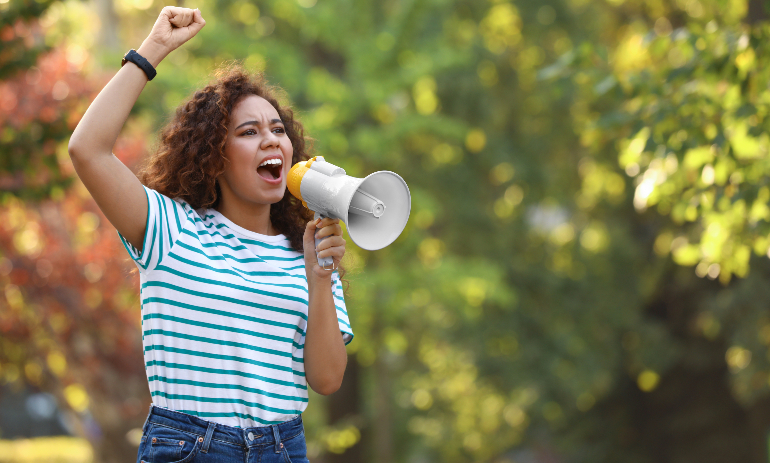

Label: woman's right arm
[68,7,205,252]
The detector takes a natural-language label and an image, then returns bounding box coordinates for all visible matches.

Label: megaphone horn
[288,156,411,269]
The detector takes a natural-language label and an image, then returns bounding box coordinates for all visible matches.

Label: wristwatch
[121,49,157,81]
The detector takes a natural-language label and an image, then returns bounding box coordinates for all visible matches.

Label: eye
[242,129,256,135]
[272,127,285,134]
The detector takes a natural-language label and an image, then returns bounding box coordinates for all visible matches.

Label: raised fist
[145,6,206,54]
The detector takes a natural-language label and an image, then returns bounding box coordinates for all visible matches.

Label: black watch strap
[121,49,157,81]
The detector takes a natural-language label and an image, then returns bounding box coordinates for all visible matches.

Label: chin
[266,192,287,205]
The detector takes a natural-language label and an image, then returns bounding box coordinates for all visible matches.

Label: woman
[68,7,351,462]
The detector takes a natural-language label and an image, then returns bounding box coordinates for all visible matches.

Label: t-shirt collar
[207,209,287,243]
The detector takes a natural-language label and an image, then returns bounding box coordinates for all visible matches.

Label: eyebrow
[235,119,284,130]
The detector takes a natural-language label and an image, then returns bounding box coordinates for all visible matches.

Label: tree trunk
[372,354,393,463]
[89,372,151,463]
[92,0,120,52]
[326,356,364,463]
[747,0,768,25]
[582,263,770,463]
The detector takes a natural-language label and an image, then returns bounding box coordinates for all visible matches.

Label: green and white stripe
[120,186,352,428]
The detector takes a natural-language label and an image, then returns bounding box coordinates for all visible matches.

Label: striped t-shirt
[118,185,353,428]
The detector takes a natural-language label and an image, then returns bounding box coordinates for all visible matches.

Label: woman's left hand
[303,217,345,279]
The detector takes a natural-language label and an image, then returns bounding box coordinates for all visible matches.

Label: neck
[216,198,276,236]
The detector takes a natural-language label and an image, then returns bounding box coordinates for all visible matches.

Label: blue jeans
[136,405,309,463]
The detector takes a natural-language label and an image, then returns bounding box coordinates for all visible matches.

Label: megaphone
[288,156,411,269]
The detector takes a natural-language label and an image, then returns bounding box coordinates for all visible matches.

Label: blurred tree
[0,0,57,80]
[0,176,149,461]
[6,0,770,462]
[0,5,151,460]
[0,0,81,200]
[535,0,770,460]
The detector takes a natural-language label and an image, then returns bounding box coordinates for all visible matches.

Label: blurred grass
[0,437,92,463]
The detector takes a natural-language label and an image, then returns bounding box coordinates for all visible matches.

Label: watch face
[121,49,133,67]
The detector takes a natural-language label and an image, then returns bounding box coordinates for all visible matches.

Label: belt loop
[272,425,282,453]
[142,404,154,434]
[201,421,216,453]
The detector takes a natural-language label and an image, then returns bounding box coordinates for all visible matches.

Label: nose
[260,130,280,150]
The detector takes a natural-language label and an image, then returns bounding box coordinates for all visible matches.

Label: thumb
[303,219,320,261]
[189,9,206,33]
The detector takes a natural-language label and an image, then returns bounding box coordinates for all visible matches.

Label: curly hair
[136,62,315,254]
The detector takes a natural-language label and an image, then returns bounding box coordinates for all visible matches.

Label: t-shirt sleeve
[117,185,187,274]
[332,272,353,345]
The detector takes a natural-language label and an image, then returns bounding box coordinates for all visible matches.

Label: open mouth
[257,158,283,181]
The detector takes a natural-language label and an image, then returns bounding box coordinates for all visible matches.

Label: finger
[191,8,206,29]
[185,8,205,29]
[168,7,195,27]
[317,244,344,261]
[316,236,345,252]
[306,218,321,234]
[161,6,188,21]
[154,6,172,27]
[303,219,321,257]
[316,218,340,229]
[315,223,343,240]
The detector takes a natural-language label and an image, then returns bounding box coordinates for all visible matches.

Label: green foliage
[567,21,770,283]
[0,0,58,80]
[0,1,90,201]
[7,0,770,461]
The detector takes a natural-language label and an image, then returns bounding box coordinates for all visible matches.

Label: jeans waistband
[143,404,303,448]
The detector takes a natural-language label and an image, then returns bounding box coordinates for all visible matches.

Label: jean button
[248,432,255,440]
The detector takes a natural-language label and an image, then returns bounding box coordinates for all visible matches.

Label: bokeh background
[3,0,770,461]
